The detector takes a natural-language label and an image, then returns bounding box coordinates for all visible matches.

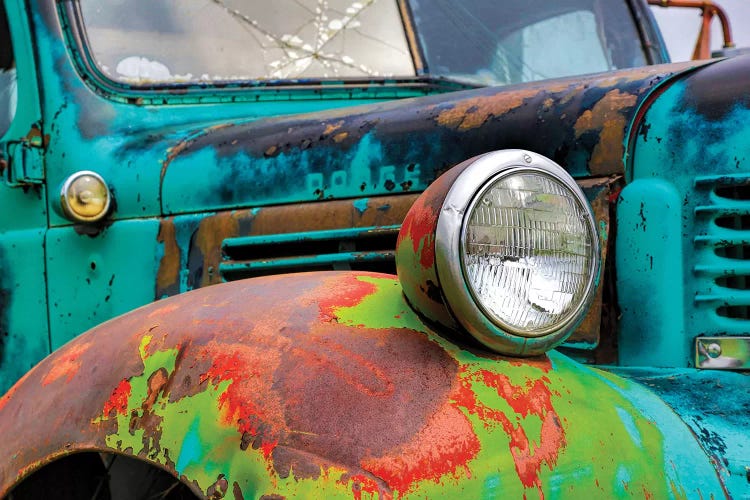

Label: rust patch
[566,176,620,348]
[232,482,245,500]
[322,120,345,136]
[574,90,638,175]
[206,474,229,499]
[360,401,480,493]
[156,218,180,296]
[193,213,241,286]
[317,273,378,323]
[333,132,348,143]
[275,323,460,483]
[144,368,169,411]
[435,82,572,131]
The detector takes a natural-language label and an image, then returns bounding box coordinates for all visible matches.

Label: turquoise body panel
[45,220,161,348]
[620,56,750,361]
[617,179,688,366]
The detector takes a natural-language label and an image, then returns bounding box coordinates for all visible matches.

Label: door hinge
[2,137,44,186]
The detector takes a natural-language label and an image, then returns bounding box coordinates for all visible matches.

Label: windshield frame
[57,0,667,104]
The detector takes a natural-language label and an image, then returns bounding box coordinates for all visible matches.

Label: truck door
[0,0,48,393]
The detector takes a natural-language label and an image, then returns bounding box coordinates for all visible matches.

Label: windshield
[76,0,648,87]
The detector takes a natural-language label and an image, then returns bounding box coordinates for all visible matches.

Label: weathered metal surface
[0,229,49,394]
[608,366,750,495]
[159,61,708,215]
[0,272,728,498]
[155,175,615,349]
[620,54,750,368]
[156,194,419,297]
[1,0,713,393]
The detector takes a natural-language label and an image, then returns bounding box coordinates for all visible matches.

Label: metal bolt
[523,154,533,164]
[707,342,722,358]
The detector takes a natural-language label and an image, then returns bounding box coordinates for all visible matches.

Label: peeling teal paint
[176,418,203,475]
[352,198,369,214]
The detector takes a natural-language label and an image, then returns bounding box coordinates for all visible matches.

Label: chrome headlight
[397,149,600,356]
[59,171,112,223]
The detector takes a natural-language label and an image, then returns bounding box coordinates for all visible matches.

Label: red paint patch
[41,342,93,386]
[399,194,438,269]
[202,352,265,435]
[200,349,286,460]
[103,379,132,417]
[362,403,481,495]
[317,274,378,322]
[453,363,565,499]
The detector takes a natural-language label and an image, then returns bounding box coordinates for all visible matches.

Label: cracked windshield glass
[78,0,647,86]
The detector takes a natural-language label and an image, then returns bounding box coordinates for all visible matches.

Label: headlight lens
[462,171,595,336]
[60,171,112,223]
[432,150,600,355]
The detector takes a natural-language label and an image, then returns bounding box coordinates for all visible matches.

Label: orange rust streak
[41,342,93,386]
[435,83,572,131]
[573,89,637,176]
[194,214,241,287]
[361,403,481,494]
[323,120,345,136]
[156,218,180,293]
[144,368,169,411]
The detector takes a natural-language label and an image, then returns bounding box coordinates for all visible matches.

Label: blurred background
[651,0,750,61]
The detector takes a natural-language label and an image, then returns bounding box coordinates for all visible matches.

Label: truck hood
[158,61,705,215]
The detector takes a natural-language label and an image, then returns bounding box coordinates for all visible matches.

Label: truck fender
[0,272,727,498]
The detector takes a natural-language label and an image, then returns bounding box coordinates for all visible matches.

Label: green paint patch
[332,275,429,333]
[95,295,723,499]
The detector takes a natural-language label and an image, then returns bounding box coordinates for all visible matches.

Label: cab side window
[0,3,15,136]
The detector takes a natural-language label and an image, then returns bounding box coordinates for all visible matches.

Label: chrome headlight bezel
[434,150,600,355]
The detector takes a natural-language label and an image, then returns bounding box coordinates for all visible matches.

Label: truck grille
[220,225,400,281]
[693,173,750,330]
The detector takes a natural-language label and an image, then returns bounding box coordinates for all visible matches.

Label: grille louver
[693,174,750,327]
[220,225,400,281]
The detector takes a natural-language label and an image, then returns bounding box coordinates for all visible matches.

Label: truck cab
[0,0,748,498]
